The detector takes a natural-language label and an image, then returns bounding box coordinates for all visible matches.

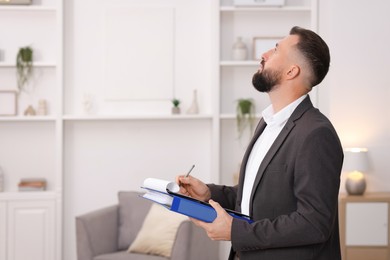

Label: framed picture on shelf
[252,37,282,60]
[0,91,17,116]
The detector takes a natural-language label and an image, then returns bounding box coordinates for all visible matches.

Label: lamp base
[345,175,366,195]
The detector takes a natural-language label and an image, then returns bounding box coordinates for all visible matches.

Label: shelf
[220,60,259,66]
[220,114,236,119]
[220,113,262,119]
[220,6,311,12]
[0,191,59,200]
[0,62,57,68]
[0,1,62,259]
[0,116,56,122]
[0,6,57,12]
[0,115,212,121]
[62,114,213,121]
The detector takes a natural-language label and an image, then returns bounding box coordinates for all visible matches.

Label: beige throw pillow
[128,203,188,257]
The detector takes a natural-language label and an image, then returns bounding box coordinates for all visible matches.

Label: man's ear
[286,65,300,79]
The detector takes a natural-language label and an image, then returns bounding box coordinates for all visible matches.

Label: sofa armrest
[76,205,119,260]
[170,221,219,260]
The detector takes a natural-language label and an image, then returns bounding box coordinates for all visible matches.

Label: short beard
[252,69,282,93]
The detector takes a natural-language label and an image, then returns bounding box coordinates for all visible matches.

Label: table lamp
[343,148,369,195]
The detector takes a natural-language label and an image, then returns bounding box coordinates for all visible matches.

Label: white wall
[64,0,213,116]
[318,0,390,193]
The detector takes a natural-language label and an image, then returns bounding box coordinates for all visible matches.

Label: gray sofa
[76,191,219,260]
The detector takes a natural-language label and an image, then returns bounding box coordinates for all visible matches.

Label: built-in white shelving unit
[0,0,63,259]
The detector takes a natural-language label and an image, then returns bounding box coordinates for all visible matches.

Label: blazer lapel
[248,96,314,215]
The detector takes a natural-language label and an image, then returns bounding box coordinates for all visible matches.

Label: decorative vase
[82,93,95,114]
[36,99,47,115]
[232,37,247,61]
[187,89,199,114]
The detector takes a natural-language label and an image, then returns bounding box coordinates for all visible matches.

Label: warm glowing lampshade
[343,148,369,195]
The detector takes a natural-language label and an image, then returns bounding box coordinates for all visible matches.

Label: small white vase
[82,93,95,114]
[187,89,199,114]
[232,37,247,61]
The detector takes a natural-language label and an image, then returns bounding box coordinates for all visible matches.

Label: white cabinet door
[0,202,6,260]
[7,200,55,260]
[346,202,388,246]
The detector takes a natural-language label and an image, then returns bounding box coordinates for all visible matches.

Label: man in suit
[177,26,343,260]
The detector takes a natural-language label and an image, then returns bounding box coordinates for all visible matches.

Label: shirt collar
[262,94,307,127]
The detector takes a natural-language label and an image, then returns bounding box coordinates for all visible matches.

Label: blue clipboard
[168,191,253,223]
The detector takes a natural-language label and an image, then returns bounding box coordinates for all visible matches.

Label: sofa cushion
[128,204,188,257]
[118,191,153,250]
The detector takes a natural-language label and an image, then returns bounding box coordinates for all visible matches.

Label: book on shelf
[18,178,46,191]
[141,178,253,223]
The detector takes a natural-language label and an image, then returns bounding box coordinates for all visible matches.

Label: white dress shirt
[241,95,307,216]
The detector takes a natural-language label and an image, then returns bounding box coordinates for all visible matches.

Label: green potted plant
[171,98,181,114]
[16,46,33,93]
[16,46,37,115]
[236,98,256,139]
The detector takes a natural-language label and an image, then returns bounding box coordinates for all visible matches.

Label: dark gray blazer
[209,96,343,260]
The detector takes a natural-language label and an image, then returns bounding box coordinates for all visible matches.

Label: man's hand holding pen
[176,174,211,202]
[176,167,233,241]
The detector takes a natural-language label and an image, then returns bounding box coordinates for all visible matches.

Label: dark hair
[290,26,330,87]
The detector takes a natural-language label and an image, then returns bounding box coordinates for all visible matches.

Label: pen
[185,165,195,177]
